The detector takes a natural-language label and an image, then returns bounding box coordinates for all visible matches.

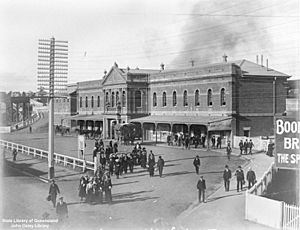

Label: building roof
[234,59,290,78]
[119,68,160,75]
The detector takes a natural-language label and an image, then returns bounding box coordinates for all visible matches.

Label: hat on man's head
[238,166,242,169]
[59,196,63,200]
[225,165,228,168]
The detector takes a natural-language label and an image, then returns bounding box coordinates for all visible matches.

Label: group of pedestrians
[78,172,112,205]
[167,133,207,149]
[222,165,257,192]
[238,139,254,155]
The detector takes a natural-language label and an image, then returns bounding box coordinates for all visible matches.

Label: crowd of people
[238,139,255,155]
[167,133,207,149]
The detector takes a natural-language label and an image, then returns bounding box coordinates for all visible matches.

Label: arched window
[79,97,82,108]
[220,88,226,105]
[173,91,177,106]
[135,90,142,107]
[153,92,157,107]
[122,91,126,107]
[111,92,115,107]
[183,90,188,106]
[105,92,109,105]
[207,89,212,106]
[85,96,88,108]
[162,92,167,107]
[116,91,119,104]
[91,96,94,108]
[97,96,100,107]
[195,89,200,106]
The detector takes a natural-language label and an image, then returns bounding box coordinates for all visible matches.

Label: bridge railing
[0,139,95,173]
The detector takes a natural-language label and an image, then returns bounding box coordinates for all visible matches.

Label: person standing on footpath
[244,139,249,155]
[235,166,245,192]
[12,149,17,161]
[248,140,254,155]
[56,197,68,222]
[197,176,206,203]
[193,155,201,175]
[239,140,244,155]
[246,167,256,189]
[157,156,165,178]
[216,136,222,149]
[49,179,60,207]
[223,165,232,191]
[226,142,232,160]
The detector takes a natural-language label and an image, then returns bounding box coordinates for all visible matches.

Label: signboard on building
[275,117,300,169]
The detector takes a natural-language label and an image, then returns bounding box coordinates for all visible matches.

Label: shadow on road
[207,192,243,202]
[163,171,194,177]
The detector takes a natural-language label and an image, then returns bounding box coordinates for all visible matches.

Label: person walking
[246,167,256,189]
[157,156,165,178]
[197,176,206,203]
[103,173,112,204]
[235,166,245,192]
[223,165,232,191]
[239,140,244,155]
[56,197,68,222]
[211,136,216,149]
[226,142,232,160]
[78,176,87,202]
[49,179,60,208]
[249,140,254,155]
[193,155,201,174]
[148,153,156,177]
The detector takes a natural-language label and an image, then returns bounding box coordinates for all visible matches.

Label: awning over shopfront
[65,114,104,121]
[130,115,232,127]
[208,118,232,131]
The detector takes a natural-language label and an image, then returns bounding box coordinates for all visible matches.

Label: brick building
[62,59,289,144]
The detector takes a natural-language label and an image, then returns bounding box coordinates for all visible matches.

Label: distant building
[57,59,290,144]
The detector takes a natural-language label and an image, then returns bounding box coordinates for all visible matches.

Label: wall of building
[77,80,103,115]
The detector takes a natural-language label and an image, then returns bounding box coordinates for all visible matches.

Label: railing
[0,139,96,173]
[283,203,300,230]
[245,162,299,230]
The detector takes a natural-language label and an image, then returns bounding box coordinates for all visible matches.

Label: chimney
[261,55,263,66]
[222,54,228,63]
[266,59,269,71]
[256,55,259,64]
[104,70,107,75]
[160,63,165,70]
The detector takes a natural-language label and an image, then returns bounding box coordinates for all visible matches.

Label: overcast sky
[0,0,299,92]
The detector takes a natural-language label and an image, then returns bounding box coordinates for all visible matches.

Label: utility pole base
[48,167,55,180]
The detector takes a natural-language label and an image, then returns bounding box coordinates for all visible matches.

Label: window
[122,91,126,107]
[153,92,157,107]
[220,88,226,105]
[97,96,100,107]
[105,92,109,105]
[80,97,82,108]
[207,89,212,106]
[173,91,177,106]
[111,92,115,107]
[135,90,141,107]
[116,91,119,104]
[162,92,167,107]
[183,90,188,106]
[85,96,88,108]
[91,96,94,108]
[195,89,200,106]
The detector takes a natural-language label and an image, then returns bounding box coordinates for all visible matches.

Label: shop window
[153,92,157,107]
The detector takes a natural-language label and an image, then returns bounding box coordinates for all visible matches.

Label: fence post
[73,159,76,169]
[64,156,67,166]
[83,160,86,172]
[94,157,97,175]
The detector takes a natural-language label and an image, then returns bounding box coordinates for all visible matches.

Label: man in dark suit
[197,176,206,203]
[49,179,60,208]
[223,165,232,191]
[193,155,201,174]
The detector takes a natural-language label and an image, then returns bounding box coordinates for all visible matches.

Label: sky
[0,0,299,92]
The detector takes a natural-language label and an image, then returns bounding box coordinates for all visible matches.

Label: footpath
[176,148,275,230]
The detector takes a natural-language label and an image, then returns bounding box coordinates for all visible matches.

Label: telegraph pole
[38,37,68,180]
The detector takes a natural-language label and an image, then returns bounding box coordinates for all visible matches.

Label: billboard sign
[275,117,300,169]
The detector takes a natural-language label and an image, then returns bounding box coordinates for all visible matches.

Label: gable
[102,67,127,86]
